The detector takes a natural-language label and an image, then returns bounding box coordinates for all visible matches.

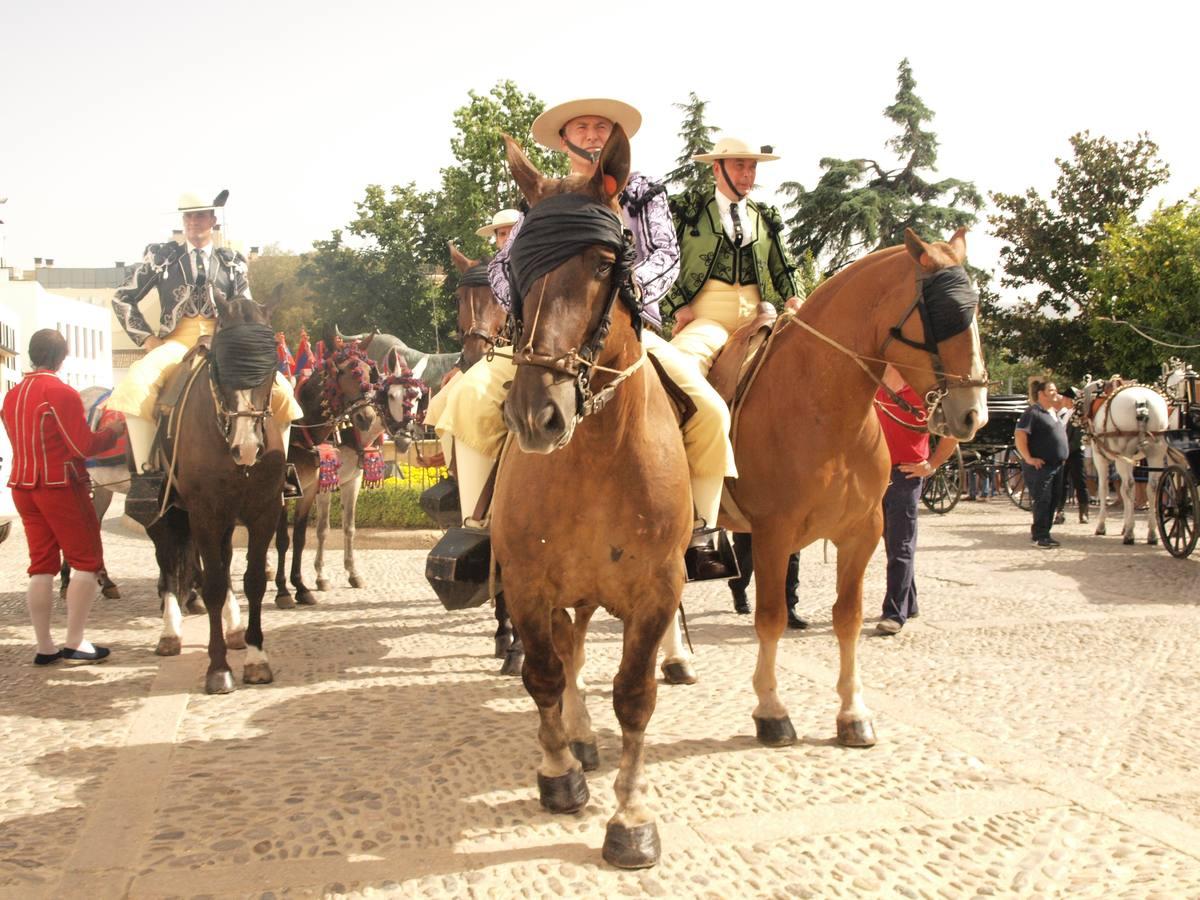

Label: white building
[0,268,113,515]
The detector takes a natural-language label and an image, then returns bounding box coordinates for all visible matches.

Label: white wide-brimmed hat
[177,189,229,212]
[475,208,521,239]
[692,138,780,163]
[531,98,642,151]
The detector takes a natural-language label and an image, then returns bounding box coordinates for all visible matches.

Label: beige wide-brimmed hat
[177,189,229,212]
[531,98,642,151]
[475,208,521,239]
[692,138,779,163]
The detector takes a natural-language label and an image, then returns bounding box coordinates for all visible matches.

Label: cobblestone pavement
[2,496,1198,899]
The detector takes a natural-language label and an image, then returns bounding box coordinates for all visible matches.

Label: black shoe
[125,472,164,526]
[684,527,739,582]
[33,650,62,666]
[1054,512,1066,524]
[731,589,750,615]
[283,464,303,500]
[1035,538,1060,549]
[786,608,809,630]
[60,645,111,665]
[1079,511,1089,524]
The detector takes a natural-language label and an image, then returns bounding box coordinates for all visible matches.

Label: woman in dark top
[1015,378,1070,548]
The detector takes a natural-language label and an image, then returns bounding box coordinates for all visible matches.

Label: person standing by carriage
[108,191,303,524]
[3,330,127,665]
[665,136,807,624]
[1015,377,1069,548]
[432,97,737,578]
[874,365,960,635]
[1054,386,1089,523]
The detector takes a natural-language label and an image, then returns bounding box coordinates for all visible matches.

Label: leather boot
[125,472,164,527]
[283,464,303,500]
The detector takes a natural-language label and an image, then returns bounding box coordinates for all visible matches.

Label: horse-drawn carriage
[1154,365,1200,558]
[921,394,1029,513]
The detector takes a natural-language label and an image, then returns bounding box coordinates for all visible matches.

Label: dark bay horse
[274,344,383,607]
[492,127,691,869]
[728,228,988,747]
[445,242,525,671]
[150,296,287,693]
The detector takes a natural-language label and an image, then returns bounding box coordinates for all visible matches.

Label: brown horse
[728,229,988,747]
[492,127,691,869]
[149,296,288,693]
[446,242,524,669]
[275,344,381,607]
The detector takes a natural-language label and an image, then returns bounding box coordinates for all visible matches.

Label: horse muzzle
[931,386,988,441]
[504,370,576,454]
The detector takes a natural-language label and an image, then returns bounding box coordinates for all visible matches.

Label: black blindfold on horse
[210,323,277,389]
[886,265,978,355]
[506,191,641,340]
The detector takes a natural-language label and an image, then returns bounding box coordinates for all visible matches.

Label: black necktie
[194,248,207,287]
[729,202,744,246]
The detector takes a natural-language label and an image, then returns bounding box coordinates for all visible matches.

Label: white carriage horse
[1081,378,1170,545]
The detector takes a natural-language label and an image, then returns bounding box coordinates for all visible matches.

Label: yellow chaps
[108,316,301,425]
[670,282,764,376]
[428,332,736,480]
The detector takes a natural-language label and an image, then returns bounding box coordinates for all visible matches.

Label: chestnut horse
[149,296,287,693]
[446,242,525,670]
[727,229,988,747]
[492,127,691,869]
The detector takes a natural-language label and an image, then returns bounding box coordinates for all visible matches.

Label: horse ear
[904,228,935,271]
[948,226,968,264]
[591,123,631,203]
[505,134,544,203]
[448,241,474,275]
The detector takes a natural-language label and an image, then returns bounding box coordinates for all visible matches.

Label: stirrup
[684,525,740,582]
[125,472,165,527]
[420,477,462,529]
[283,464,303,500]
[425,525,499,610]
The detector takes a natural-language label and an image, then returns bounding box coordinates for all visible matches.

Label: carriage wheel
[1155,465,1199,559]
[1002,447,1031,511]
[921,446,964,514]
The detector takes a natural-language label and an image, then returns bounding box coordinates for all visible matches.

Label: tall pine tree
[665,92,718,199]
[782,59,982,275]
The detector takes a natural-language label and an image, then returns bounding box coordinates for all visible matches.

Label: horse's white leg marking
[223,587,242,633]
[659,608,692,665]
[162,592,183,639]
[246,645,270,667]
[751,638,788,720]
[341,458,362,581]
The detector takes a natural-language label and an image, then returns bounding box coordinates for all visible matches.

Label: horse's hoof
[296,590,318,606]
[1095,525,1106,535]
[225,629,247,651]
[499,648,524,677]
[837,717,877,748]
[205,670,236,695]
[1123,535,1135,546]
[570,740,600,772]
[316,578,330,592]
[602,821,661,869]
[101,585,121,600]
[537,768,588,814]
[243,662,274,685]
[185,593,204,615]
[753,715,797,747]
[274,591,296,609]
[494,632,514,659]
[348,574,364,589]
[661,660,697,685]
[155,635,182,657]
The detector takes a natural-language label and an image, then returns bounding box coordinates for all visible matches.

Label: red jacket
[875,385,930,466]
[2,371,120,488]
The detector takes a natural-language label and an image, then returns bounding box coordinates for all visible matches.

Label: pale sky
[2,0,1197,300]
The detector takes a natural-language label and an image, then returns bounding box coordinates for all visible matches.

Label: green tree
[247,244,318,344]
[987,132,1170,377]
[1088,194,1200,381]
[665,92,718,198]
[781,59,982,274]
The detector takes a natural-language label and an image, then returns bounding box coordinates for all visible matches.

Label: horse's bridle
[460,287,512,354]
[375,371,426,439]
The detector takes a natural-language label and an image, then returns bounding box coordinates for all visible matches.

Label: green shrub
[290,470,443,528]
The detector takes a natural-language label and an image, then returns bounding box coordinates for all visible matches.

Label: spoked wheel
[1002,447,1031,511]
[1155,464,1199,559]
[921,446,964,514]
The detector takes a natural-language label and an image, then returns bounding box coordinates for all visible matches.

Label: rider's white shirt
[714,191,750,246]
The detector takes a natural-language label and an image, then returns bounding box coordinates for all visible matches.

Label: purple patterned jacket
[488,172,679,331]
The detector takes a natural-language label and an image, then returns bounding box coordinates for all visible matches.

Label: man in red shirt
[2,329,125,665]
[874,366,959,635]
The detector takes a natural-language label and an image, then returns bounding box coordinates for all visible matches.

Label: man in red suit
[2,329,126,665]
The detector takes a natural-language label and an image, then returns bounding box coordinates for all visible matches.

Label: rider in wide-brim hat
[428,96,738,580]
[475,208,521,249]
